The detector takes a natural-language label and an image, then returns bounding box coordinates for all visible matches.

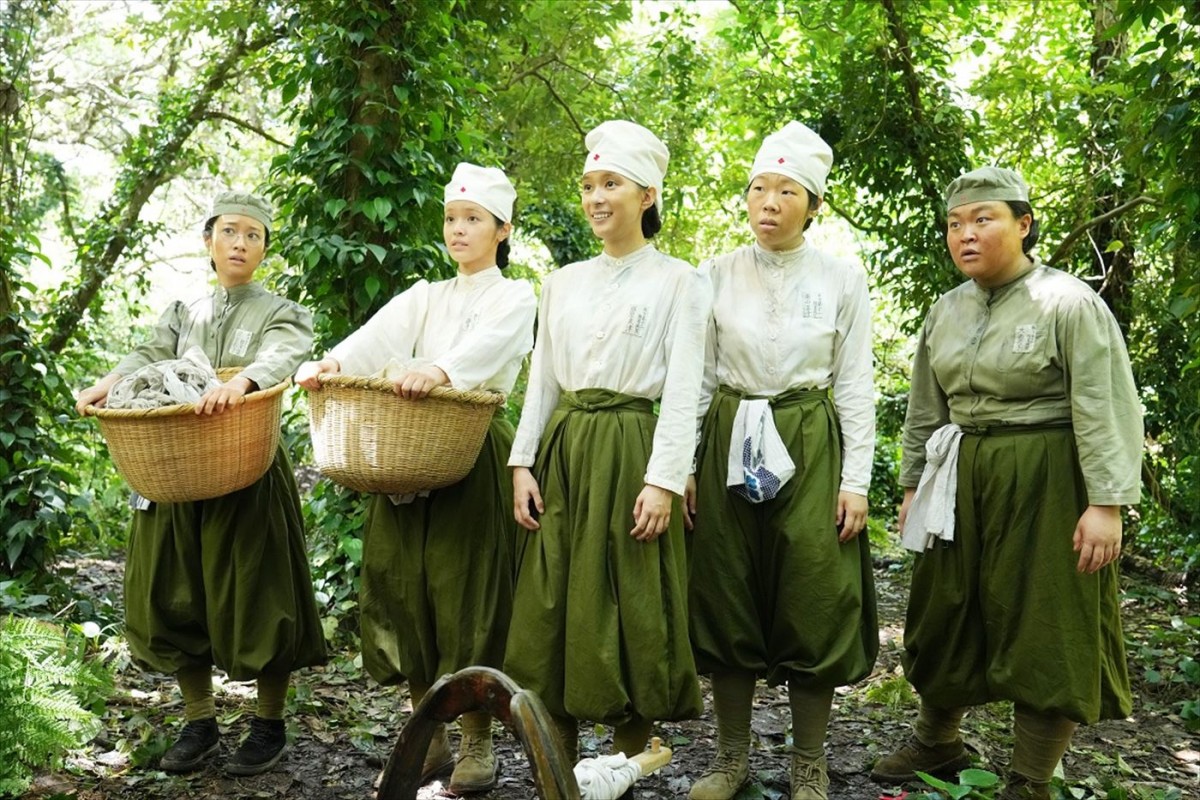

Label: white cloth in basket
[107,346,221,409]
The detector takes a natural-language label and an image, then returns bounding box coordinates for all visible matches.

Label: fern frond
[0,615,111,796]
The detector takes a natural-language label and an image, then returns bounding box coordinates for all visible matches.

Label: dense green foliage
[0,2,1197,784]
[3,2,1196,555]
[0,0,1194,590]
[268,0,487,346]
[0,0,89,575]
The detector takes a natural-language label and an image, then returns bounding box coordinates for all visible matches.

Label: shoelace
[459,734,491,761]
[242,721,281,749]
[707,751,746,778]
[792,757,825,785]
[178,721,215,742]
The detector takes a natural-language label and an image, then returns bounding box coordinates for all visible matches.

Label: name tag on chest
[801,292,824,320]
[1011,324,1039,354]
[623,305,649,337]
[229,328,253,357]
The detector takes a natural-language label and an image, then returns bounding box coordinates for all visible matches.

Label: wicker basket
[87,368,288,504]
[308,374,505,494]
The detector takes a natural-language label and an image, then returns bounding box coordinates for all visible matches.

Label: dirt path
[28,560,1200,799]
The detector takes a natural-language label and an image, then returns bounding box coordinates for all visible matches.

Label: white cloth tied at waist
[901,423,964,552]
[107,346,220,409]
[726,398,795,504]
[573,753,643,799]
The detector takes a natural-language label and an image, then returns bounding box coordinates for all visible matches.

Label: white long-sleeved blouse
[699,242,875,495]
[508,245,712,495]
[326,266,535,394]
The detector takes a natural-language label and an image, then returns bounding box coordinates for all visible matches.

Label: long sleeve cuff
[644,470,686,496]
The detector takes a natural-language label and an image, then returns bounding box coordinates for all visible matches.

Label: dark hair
[803,190,820,232]
[1005,201,1039,253]
[203,215,271,271]
[490,213,511,269]
[641,203,662,239]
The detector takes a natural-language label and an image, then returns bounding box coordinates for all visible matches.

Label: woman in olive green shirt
[870,168,1141,800]
[76,192,325,777]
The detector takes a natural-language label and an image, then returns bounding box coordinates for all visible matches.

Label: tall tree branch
[531,71,587,139]
[1045,195,1155,267]
[202,110,292,149]
[880,0,925,128]
[43,22,285,355]
[823,196,897,241]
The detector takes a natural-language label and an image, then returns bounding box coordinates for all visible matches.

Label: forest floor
[22,551,1200,800]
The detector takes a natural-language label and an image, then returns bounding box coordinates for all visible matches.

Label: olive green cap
[944,167,1029,212]
[208,191,273,234]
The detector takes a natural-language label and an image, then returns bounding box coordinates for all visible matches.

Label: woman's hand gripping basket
[307,375,505,494]
[85,368,288,504]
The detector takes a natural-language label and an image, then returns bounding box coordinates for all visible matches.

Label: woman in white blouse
[687,122,877,800]
[296,163,535,794]
[506,120,710,763]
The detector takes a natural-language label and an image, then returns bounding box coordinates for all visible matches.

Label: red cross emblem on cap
[778,157,786,164]
[460,186,467,192]
[593,153,600,161]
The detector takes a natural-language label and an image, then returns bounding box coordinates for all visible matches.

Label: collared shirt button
[595,330,606,340]
[767,366,777,375]
[769,333,778,341]
[609,281,619,290]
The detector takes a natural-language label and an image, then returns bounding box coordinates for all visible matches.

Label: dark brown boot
[870,735,971,782]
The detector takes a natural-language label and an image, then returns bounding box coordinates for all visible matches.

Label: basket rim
[315,374,506,406]
[87,368,290,419]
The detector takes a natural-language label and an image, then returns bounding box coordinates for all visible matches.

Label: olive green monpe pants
[124,446,326,680]
[504,389,703,726]
[903,427,1131,724]
[689,386,878,688]
[359,415,519,688]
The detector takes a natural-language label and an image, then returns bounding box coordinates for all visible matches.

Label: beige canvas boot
[790,752,828,800]
[372,723,453,791]
[449,712,497,793]
[688,750,749,800]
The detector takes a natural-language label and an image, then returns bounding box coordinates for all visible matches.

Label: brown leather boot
[870,735,971,782]
[998,773,1052,800]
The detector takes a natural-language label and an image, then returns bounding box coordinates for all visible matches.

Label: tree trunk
[1088,0,1136,334]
